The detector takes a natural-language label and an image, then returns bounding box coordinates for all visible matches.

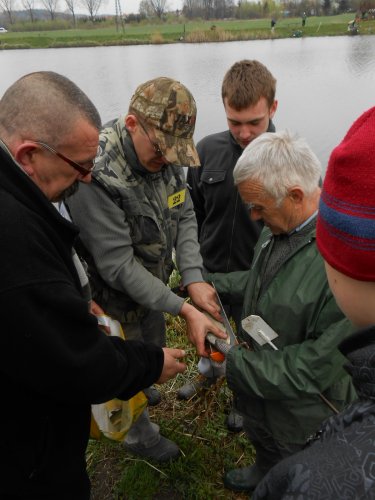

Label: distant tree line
[137,0,375,20]
[1,0,375,28]
[0,0,106,26]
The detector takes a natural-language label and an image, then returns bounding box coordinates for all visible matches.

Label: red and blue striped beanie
[317,107,375,281]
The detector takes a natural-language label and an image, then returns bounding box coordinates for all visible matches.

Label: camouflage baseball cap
[129,77,200,167]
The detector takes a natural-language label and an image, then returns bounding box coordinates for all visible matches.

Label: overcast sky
[97,0,181,15]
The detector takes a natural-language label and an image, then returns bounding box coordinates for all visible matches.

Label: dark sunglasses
[29,140,95,176]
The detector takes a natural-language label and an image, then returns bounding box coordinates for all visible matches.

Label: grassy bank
[87,311,255,499]
[0,14,374,49]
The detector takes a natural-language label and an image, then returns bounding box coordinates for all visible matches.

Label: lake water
[1,35,375,171]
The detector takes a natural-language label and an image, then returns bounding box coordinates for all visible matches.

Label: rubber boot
[177,375,217,400]
[226,407,244,432]
[223,463,265,492]
[143,385,161,406]
[124,409,180,462]
[223,440,280,492]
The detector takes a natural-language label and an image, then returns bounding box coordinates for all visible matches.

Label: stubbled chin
[149,161,164,171]
[54,181,80,202]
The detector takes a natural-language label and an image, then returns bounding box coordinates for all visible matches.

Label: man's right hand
[157,348,187,384]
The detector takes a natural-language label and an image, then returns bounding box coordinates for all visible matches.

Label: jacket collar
[0,146,79,245]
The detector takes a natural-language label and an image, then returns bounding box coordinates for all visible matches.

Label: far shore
[0,13,374,50]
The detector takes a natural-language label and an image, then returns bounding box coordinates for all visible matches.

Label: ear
[125,114,138,133]
[13,142,39,177]
[288,186,304,205]
[269,100,278,119]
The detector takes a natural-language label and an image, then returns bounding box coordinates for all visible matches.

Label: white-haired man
[252,107,375,500]
[208,130,357,493]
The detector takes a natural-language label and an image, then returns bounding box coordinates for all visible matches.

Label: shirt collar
[289,210,318,235]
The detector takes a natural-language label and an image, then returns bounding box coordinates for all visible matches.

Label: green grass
[0,14,373,49]
[87,311,255,499]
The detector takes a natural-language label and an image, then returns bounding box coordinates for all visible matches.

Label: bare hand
[157,348,187,384]
[90,300,111,335]
[187,282,221,321]
[179,302,227,357]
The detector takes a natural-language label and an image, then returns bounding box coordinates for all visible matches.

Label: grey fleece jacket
[68,118,204,317]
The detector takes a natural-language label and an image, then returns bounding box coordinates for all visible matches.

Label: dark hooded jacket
[186,124,275,274]
[0,146,163,498]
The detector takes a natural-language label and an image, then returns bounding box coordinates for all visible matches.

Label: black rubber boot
[223,434,281,493]
[143,386,161,406]
[226,407,244,432]
[223,464,265,492]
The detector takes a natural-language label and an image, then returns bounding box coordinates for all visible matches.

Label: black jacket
[0,147,164,498]
[253,326,375,499]
[187,124,274,274]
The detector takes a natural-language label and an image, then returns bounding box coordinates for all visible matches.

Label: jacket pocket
[131,214,161,245]
[201,170,227,185]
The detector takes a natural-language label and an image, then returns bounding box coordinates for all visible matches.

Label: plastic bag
[90,316,147,442]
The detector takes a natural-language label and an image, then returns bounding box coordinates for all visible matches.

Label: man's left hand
[179,302,226,356]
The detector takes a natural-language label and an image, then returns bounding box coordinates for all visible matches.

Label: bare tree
[41,0,59,19]
[183,0,211,18]
[182,0,195,17]
[22,0,36,22]
[0,0,16,24]
[150,0,168,18]
[202,0,213,18]
[214,0,223,16]
[65,0,77,25]
[139,0,153,16]
[80,0,102,21]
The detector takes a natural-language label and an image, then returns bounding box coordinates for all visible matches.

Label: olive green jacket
[210,225,357,445]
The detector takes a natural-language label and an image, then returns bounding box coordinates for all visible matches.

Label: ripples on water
[1,35,375,169]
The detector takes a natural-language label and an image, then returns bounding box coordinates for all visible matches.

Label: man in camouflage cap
[68,77,224,462]
[129,77,200,167]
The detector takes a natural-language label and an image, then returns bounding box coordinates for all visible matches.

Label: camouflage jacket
[68,117,203,323]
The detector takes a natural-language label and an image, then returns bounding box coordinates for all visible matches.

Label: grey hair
[233,130,321,202]
[0,71,101,147]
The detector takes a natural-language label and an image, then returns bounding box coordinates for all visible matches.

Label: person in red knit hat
[252,106,375,500]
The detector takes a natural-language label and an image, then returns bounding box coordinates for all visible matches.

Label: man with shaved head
[0,72,186,499]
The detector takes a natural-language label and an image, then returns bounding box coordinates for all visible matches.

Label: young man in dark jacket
[180,60,278,431]
[0,72,187,500]
[253,106,375,500]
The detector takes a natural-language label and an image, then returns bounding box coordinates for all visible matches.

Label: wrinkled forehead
[237,178,271,201]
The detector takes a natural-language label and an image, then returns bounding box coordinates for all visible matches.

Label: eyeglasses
[28,140,95,176]
[245,202,257,212]
[245,202,264,213]
[138,121,164,158]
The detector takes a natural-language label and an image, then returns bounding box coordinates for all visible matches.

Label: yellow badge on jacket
[168,189,186,208]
